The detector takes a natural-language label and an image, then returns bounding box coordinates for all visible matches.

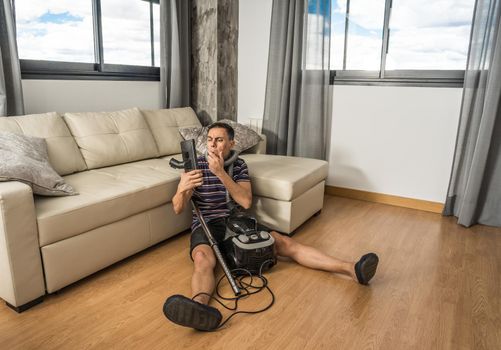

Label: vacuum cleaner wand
[191,202,241,296]
[170,139,241,296]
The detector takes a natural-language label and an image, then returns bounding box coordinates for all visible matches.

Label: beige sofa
[0,107,327,312]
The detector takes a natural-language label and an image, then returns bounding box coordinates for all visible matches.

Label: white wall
[237,0,272,126]
[238,0,463,203]
[22,80,162,114]
[328,85,461,202]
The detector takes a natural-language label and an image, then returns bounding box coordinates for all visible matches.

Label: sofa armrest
[0,181,45,309]
[243,134,267,155]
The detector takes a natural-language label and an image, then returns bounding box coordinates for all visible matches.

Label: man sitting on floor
[164,122,379,331]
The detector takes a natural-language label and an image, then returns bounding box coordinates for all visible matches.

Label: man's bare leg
[191,245,217,304]
[270,231,357,281]
[163,244,222,331]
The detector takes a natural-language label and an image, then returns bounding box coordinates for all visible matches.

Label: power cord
[192,259,276,330]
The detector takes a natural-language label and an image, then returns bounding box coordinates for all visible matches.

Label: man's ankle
[192,294,210,305]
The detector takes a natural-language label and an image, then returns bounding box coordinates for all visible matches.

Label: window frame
[330,0,471,87]
[13,0,160,81]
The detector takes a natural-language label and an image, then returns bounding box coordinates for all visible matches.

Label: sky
[15,0,475,71]
[14,0,160,67]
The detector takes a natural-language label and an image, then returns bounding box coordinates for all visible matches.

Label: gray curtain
[443,0,501,227]
[160,0,191,108]
[0,0,24,116]
[263,0,331,159]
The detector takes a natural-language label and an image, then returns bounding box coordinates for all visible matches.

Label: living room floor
[1,195,500,350]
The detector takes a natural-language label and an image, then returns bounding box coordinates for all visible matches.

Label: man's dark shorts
[190,217,270,258]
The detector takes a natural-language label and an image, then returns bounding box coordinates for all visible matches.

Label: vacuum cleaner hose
[169,158,185,169]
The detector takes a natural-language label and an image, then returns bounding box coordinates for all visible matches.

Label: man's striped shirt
[191,156,250,230]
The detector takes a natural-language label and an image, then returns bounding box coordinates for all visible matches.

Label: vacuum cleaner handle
[169,139,198,171]
[192,201,241,296]
[212,244,241,296]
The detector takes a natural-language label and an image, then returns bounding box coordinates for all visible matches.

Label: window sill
[20,60,160,82]
[330,70,465,88]
[331,77,464,88]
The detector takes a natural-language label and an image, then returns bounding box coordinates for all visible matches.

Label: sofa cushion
[141,107,201,156]
[63,108,159,169]
[35,159,182,246]
[240,154,328,201]
[0,112,87,175]
[179,120,262,155]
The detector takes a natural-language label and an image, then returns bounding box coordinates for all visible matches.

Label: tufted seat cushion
[141,107,202,156]
[63,108,159,169]
[240,154,328,201]
[35,159,182,246]
[239,154,327,233]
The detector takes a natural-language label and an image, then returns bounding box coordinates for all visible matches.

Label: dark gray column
[192,0,238,124]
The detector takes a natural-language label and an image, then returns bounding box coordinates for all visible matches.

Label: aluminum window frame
[14,0,160,81]
[331,0,470,87]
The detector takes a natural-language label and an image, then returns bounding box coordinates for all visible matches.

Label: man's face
[207,127,235,159]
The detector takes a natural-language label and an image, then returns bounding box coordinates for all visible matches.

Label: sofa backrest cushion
[141,107,201,156]
[0,112,87,175]
[64,108,159,169]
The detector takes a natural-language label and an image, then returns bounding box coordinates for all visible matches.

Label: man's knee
[271,231,297,257]
[192,246,216,272]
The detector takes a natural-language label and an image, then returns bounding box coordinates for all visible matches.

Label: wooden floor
[1,195,500,350]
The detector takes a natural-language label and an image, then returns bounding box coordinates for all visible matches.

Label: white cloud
[17,19,94,63]
[390,0,475,29]
[386,25,472,69]
[14,0,159,66]
[334,0,474,30]
[14,0,91,21]
[386,0,474,69]
[343,34,382,70]
[101,1,152,65]
[101,0,150,21]
[330,0,475,70]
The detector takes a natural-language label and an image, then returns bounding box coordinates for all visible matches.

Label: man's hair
[207,122,235,140]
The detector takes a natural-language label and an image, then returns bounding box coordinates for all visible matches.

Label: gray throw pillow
[179,120,262,155]
[0,132,77,196]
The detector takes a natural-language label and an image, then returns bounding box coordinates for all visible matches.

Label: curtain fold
[0,0,24,116]
[263,0,331,159]
[443,0,501,227]
[160,0,191,108]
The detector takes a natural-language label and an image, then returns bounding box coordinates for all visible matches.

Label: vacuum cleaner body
[223,213,277,275]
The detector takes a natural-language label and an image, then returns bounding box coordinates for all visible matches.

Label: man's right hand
[177,169,203,193]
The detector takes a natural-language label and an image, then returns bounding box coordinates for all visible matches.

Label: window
[329,0,476,86]
[14,0,160,80]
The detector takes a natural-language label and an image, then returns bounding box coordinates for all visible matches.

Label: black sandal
[354,253,379,285]
[163,294,222,331]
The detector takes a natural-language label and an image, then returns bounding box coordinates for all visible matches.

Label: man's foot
[163,294,222,331]
[354,253,379,285]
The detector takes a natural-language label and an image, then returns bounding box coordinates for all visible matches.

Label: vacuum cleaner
[169,139,276,295]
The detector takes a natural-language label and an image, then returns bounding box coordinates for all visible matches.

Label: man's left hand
[207,149,225,177]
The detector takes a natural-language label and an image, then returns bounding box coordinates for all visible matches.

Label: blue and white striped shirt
[191,155,250,230]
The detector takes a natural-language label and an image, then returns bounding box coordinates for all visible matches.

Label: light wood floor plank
[0,195,500,349]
